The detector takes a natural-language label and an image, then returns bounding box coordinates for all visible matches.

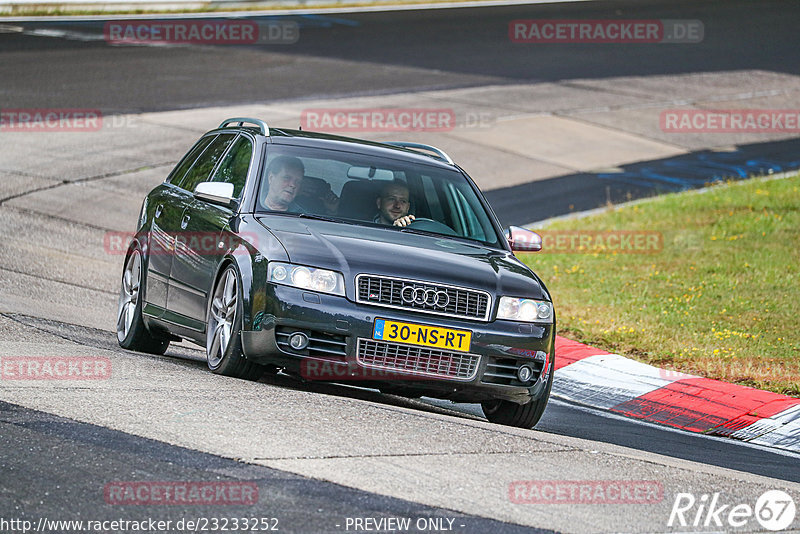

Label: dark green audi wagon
[117,118,555,428]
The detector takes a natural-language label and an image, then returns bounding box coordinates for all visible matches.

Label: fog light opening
[517,364,534,383]
[289,332,309,350]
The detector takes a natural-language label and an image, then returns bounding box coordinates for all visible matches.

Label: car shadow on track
[5,312,489,425]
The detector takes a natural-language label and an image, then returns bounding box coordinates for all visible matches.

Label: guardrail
[3,0,563,16]
[0,0,444,15]
[1,0,204,14]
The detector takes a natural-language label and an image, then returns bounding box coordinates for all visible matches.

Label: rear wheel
[481,357,554,429]
[206,265,264,381]
[117,249,170,355]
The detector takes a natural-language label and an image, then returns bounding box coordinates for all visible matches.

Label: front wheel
[481,358,554,429]
[117,249,170,355]
[206,265,264,381]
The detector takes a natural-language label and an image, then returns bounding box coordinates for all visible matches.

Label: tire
[206,265,264,381]
[481,356,554,429]
[117,249,170,355]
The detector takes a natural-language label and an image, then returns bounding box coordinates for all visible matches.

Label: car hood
[256,216,549,301]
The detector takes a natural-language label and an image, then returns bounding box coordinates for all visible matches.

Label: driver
[374,179,415,227]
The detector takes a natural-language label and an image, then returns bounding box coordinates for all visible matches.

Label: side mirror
[194,182,235,208]
[506,226,542,252]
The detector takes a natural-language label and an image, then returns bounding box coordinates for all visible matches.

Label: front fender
[213,231,274,335]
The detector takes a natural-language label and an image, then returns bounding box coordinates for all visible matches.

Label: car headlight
[497,297,553,323]
[267,262,345,296]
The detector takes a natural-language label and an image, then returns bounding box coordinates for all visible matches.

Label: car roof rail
[386,141,454,165]
[219,117,269,136]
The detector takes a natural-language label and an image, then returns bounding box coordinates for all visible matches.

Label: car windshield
[255,144,502,247]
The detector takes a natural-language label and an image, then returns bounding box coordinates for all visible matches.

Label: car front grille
[356,274,490,321]
[356,338,480,380]
[276,327,347,361]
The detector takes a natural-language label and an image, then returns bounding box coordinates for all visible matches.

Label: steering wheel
[406,217,458,236]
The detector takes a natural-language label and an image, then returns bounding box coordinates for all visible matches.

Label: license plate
[372,319,472,353]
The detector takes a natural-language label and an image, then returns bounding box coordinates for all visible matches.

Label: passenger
[374,179,415,227]
[297,176,339,215]
[263,156,305,212]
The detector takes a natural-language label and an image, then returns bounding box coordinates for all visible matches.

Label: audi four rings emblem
[401,285,450,308]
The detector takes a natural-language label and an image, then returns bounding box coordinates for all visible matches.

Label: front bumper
[241,284,555,404]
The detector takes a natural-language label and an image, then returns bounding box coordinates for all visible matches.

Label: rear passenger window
[209,135,253,199]
[175,133,236,192]
[168,135,215,186]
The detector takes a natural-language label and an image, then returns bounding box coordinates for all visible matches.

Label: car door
[143,134,216,317]
[166,133,251,330]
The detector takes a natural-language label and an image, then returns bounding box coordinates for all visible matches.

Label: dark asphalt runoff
[0,399,552,534]
[1,0,798,112]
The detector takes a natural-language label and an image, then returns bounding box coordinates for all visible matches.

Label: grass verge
[518,173,800,396]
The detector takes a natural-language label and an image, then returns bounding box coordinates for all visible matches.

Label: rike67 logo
[668,490,796,531]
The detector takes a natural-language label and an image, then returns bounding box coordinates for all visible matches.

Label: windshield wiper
[397,226,439,237]
[287,212,343,223]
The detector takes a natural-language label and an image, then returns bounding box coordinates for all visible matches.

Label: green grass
[518,173,800,397]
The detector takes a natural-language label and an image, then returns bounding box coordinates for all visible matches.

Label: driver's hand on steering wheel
[393,214,416,227]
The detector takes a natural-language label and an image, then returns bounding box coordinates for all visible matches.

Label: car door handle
[180,214,190,229]
[155,205,163,218]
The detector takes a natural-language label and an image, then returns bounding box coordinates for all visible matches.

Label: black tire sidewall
[118,248,169,355]
[482,354,555,428]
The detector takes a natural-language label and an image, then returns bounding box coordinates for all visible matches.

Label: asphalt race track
[2,0,799,110]
[3,0,800,224]
[1,0,800,532]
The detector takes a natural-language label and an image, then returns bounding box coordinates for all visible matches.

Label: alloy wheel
[117,251,141,342]
[207,268,238,368]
